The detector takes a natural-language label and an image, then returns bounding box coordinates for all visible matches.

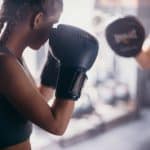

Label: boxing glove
[41,51,60,89]
[49,24,99,100]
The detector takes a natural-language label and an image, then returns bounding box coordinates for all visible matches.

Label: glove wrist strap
[56,69,87,100]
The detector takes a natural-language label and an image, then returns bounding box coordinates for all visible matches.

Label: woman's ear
[32,12,44,29]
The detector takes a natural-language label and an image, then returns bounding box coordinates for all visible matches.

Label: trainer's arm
[135,37,150,69]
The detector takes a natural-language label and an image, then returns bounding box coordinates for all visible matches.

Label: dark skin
[0,1,75,150]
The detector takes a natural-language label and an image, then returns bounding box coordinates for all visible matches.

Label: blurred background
[4,0,150,149]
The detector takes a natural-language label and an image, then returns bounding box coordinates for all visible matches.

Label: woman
[0,0,75,149]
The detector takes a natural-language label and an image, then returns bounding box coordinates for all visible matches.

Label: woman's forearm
[48,99,75,135]
[38,85,75,135]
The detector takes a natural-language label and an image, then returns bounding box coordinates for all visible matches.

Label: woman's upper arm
[0,55,54,131]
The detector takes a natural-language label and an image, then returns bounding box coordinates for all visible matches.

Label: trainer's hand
[105,16,145,57]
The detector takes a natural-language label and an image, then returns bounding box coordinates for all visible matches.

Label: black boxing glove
[40,51,60,89]
[49,24,99,100]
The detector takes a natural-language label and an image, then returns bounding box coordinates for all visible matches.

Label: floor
[31,109,150,150]
[64,109,150,150]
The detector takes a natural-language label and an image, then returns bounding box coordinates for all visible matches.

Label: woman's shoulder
[0,50,19,91]
[0,50,16,64]
[0,50,20,76]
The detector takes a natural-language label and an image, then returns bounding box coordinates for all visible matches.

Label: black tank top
[0,45,32,148]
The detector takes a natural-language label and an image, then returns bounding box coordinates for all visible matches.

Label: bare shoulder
[0,52,16,71]
[0,53,21,75]
[0,51,17,66]
[0,53,24,91]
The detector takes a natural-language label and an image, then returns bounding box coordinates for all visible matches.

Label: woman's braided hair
[0,0,55,43]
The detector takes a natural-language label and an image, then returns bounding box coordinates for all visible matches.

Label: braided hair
[0,0,57,44]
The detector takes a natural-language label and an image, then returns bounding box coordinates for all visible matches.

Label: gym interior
[2,0,150,150]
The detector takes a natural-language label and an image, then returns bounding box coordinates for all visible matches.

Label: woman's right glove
[49,24,99,100]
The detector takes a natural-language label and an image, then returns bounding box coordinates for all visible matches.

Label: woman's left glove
[40,51,60,89]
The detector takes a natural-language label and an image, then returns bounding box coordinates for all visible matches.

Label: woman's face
[29,0,63,49]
